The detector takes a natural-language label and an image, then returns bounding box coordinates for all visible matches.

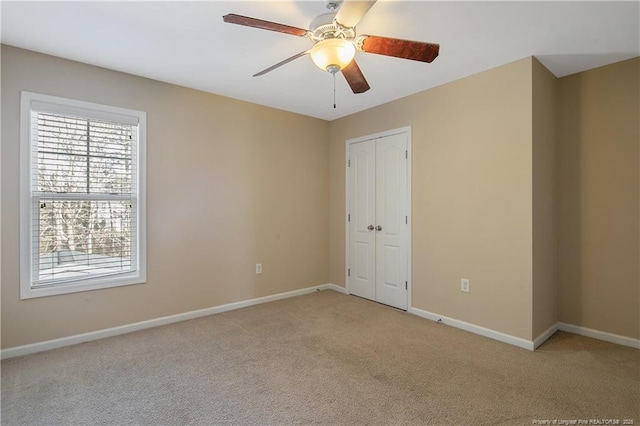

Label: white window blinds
[20,92,146,298]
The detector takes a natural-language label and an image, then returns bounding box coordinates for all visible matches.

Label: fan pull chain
[333,72,337,109]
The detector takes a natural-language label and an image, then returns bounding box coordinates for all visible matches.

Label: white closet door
[348,131,408,310]
[348,139,376,301]
[375,133,408,310]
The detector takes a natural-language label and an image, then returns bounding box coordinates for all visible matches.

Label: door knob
[367,225,375,231]
[376,225,382,231]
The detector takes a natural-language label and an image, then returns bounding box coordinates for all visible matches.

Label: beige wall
[330,58,535,340]
[557,57,640,339]
[1,45,330,348]
[532,58,558,338]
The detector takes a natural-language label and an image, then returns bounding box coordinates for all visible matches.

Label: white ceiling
[2,1,639,121]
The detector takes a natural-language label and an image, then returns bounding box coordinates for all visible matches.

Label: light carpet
[1,290,639,425]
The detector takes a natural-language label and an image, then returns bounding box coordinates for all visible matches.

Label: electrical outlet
[256,264,262,274]
[461,278,470,293]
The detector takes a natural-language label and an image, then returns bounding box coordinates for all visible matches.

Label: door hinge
[406,216,408,224]
[348,268,351,277]
[348,159,351,167]
[405,281,408,290]
[348,213,350,222]
[406,150,408,159]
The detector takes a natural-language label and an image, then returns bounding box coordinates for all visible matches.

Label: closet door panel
[375,133,408,310]
[348,139,376,301]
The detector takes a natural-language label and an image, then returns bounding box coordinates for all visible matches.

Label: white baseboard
[407,308,639,351]
[5,287,636,359]
[409,307,535,351]
[533,323,559,349]
[1,284,336,360]
[326,283,348,294]
[558,322,640,349]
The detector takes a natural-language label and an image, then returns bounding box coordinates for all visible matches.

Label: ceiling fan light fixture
[310,38,356,73]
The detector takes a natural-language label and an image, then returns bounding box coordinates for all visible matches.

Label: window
[20,92,146,299]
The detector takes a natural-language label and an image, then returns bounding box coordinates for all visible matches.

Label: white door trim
[345,126,412,310]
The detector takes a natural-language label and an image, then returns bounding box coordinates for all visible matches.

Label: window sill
[20,272,147,300]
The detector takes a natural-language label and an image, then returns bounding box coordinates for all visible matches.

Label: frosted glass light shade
[310,39,356,73]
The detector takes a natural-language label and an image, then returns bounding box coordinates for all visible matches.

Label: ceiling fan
[222,0,439,95]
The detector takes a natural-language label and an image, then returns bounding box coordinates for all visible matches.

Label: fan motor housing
[309,12,355,42]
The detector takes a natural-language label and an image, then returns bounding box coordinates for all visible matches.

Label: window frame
[20,91,147,299]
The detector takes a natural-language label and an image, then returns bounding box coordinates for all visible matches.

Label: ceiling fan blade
[359,35,440,63]
[335,0,377,28]
[253,51,311,77]
[341,60,370,94]
[223,14,308,37]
